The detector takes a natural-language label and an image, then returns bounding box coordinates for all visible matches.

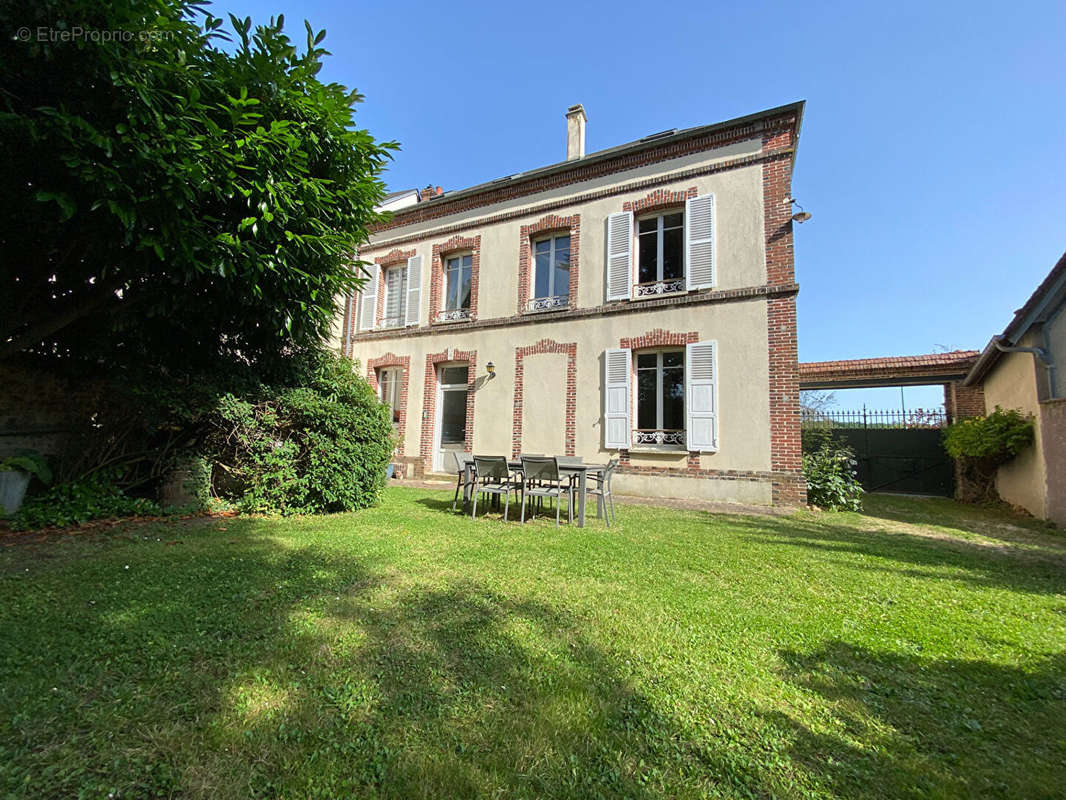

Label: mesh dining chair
[471,456,520,520]
[519,456,576,526]
[556,456,584,465]
[450,451,475,511]
[586,458,619,526]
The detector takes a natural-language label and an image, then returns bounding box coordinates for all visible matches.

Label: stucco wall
[982,337,1046,517]
[350,298,772,494]
[354,140,768,330]
[1045,304,1066,399]
[1040,397,1066,526]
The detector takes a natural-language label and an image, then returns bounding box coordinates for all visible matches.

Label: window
[635,350,685,446]
[442,254,473,320]
[439,366,469,446]
[637,212,684,294]
[529,234,570,311]
[378,367,401,424]
[382,266,407,328]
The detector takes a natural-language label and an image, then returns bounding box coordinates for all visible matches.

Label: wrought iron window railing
[527,294,569,313]
[435,308,471,323]
[634,278,686,297]
[380,315,405,329]
[632,429,686,447]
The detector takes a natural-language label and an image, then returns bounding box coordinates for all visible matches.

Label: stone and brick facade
[344,102,807,507]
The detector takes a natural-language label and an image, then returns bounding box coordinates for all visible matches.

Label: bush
[205,352,393,514]
[943,407,1035,503]
[803,429,864,511]
[12,471,161,530]
[943,406,1034,462]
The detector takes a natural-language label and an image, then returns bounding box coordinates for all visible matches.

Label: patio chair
[586,458,619,526]
[519,456,576,527]
[471,456,520,520]
[450,451,475,511]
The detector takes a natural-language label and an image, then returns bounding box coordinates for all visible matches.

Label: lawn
[1,489,1064,799]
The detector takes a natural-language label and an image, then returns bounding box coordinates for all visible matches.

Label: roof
[800,351,980,389]
[964,250,1066,385]
[382,101,804,224]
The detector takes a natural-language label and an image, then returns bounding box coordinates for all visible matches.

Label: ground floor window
[635,350,685,446]
[378,367,402,424]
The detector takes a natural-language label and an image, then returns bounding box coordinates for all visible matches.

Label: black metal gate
[803,409,954,497]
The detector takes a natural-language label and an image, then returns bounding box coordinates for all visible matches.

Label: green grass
[1,489,1064,799]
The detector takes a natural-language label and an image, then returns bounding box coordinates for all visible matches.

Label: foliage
[1,489,1064,798]
[803,428,864,511]
[204,351,393,514]
[943,406,1035,462]
[10,470,161,530]
[0,450,53,485]
[800,390,836,416]
[0,0,394,380]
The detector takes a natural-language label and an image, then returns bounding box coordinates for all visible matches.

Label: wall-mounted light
[486,361,496,378]
[787,196,812,224]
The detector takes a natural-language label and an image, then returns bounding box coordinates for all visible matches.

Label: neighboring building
[340,102,807,507]
[964,250,1066,524]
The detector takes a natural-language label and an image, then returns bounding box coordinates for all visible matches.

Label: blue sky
[222,0,1065,411]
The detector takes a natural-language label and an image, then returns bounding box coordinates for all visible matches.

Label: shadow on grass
[709,510,1066,597]
[767,640,1066,798]
[0,523,759,798]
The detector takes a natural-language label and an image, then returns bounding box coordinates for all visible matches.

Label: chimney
[565,104,587,161]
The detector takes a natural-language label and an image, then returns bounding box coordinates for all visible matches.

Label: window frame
[378,366,402,423]
[382,265,408,328]
[444,253,473,313]
[635,210,685,290]
[634,348,685,447]
[531,232,572,305]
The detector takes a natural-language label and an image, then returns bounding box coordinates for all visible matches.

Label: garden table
[462,460,606,527]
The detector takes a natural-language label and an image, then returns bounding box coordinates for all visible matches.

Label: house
[340,102,807,507]
[963,250,1066,524]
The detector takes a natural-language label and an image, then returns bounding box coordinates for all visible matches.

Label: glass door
[435,364,469,472]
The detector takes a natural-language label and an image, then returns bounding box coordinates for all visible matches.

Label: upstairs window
[442,254,473,321]
[637,212,684,295]
[382,266,407,328]
[530,234,570,311]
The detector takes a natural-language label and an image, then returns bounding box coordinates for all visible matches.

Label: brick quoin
[429,235,480,325]
[944,382,986,421]
[511,339,578,458]
[622,186,698,216]
[419,347,477,475]
[366,353,411,459]
[762,123,806,506]
[517,214,581,314]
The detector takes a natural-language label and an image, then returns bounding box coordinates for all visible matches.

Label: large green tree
[0,0,393,377]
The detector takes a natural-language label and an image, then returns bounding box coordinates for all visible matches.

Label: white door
[434,364,470,472]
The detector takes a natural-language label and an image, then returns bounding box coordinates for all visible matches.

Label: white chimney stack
[565,104,587,161]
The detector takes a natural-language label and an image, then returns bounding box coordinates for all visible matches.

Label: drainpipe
[992,334,1051,365]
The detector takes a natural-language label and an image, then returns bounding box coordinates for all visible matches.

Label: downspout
[992,334,1051,365]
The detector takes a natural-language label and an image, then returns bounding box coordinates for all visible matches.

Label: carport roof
[800,351,980,390]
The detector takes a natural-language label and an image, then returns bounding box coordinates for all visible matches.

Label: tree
[0,0,394,378]
[800,390,837,417]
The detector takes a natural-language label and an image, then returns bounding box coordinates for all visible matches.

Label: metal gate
[803,409,954,497]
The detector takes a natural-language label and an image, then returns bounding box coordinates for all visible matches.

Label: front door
[435,364,469,472]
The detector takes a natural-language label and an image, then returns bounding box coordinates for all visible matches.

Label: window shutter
[405,254,422,326]
[685,193,716,290]
[605,211,633,301]
[359,262,379,331]
[603,348,631,449]
[685,341,718,452]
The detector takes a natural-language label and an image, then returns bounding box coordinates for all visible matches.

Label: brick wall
[944,382,986,421]
[762,128,806,506]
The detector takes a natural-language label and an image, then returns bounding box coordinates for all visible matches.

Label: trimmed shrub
[803,429,864,511]
[205,352,393,514]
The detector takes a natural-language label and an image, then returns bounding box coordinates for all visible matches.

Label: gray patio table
[462,460,606,527]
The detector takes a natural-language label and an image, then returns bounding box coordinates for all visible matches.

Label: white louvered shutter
[685,193,716,290]
[605,211,633,301]
[359,262,379,331]
[405,254,422,326]
[685,341,718,452]
[603,348,632,449]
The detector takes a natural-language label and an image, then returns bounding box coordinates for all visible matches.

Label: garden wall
[0,364,107,459]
